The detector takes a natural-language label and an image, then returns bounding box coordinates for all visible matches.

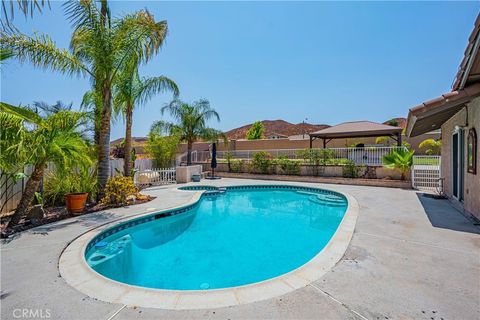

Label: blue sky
[1,1,478,140]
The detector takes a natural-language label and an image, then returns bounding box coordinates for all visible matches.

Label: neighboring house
[406,14,480,219]
[266,132,288,140]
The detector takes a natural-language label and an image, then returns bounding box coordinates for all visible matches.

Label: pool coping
[58,183,359,310]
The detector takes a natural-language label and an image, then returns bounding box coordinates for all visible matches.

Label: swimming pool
[84,185,348,291]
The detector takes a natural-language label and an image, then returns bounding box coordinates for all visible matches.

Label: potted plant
[65,192,89,214]
[44,168,96,215]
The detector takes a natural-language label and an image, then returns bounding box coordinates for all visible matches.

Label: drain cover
[200,283,210,290]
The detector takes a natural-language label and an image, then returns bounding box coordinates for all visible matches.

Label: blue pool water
[85,186,347,290]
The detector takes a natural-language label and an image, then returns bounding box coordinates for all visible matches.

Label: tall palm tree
[0,103,92,227]
[153,99,224,166]
[113,63,179,176]
[1,0,168,196]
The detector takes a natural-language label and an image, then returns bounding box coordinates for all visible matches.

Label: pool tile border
[59,183,359,310]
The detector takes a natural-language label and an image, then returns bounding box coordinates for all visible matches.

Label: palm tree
[153,99,224,166]
[1,0,168,196]
[382,148,414,180]
[113,63,178,176]
[0,103,92,227]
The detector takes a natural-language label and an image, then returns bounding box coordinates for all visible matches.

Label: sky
[1,1,479,140]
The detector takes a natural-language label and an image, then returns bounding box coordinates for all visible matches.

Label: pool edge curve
[58,183,359,310]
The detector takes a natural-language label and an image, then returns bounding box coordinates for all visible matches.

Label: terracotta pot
[65,193,88,214]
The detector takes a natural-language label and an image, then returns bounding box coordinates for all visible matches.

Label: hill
[225,120,330,140]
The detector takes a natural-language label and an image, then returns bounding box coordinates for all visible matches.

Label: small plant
[382,149,414,180]
[230,159,244,173]
[342,160,360,178]
[252,151,273,174]
[34,192,44,207]
[43,168,97,206]
[100,176,138,207]
[225,151,233,172]
[276,156,300,175]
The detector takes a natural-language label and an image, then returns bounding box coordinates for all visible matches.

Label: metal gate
[411,156,442,193]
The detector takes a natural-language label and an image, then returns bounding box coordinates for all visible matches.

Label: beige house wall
[441,97,480,219]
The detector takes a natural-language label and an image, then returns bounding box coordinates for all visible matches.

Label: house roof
[267,132,288,137]
[453,14,480,91]
[406,83,480,137]
[309,121,402,139]
[406,14,480,137]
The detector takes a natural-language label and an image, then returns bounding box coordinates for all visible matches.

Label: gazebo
[309,121,403,148]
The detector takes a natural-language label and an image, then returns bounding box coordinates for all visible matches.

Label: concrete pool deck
[1,178,479,319]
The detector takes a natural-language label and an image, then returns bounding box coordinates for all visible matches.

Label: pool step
[308,197,346,207]
[87,235,132,267]
[203,188,227,197]
[297,190,345,205]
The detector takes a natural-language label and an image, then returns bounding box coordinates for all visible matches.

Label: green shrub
[252,151,273,174]
[342,160,360,178]
[100,176,137,207]
[230,159,244,173]
[276,156,300,175]
[319,149,334,165]
[145,131,180,168]
[296,149,310,164]
[44,168,97,206]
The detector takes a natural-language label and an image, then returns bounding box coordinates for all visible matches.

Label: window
[467,128,477,174]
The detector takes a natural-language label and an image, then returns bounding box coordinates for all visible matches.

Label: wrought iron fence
[203,146,407,166]
[411,155,442,193]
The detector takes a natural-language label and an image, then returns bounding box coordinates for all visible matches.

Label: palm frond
[137,76,179,105]
[0,30,90,77]
[0,102,43,124]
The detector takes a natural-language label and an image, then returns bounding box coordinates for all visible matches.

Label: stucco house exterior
[407,14,480,219]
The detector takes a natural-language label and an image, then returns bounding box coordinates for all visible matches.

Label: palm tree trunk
[97,86,112,200]
[124,102,133,177]
[8,164,45,228]
[187,141,192,166]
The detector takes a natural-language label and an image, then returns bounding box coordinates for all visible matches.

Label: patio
[1,178,479,320]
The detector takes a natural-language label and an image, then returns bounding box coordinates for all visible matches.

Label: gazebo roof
[309,121,403,139]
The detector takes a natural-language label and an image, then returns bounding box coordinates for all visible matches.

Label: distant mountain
[225,120,330,140]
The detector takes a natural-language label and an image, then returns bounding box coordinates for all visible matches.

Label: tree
[113,62,178,176]
[1,0,169,197]
[0,103,92,227]
[246,121,264,140]
[419,138,441,155]
[153,99,224,166]
[145,127,180,168]
[387,119,399,127]
[382,148,414,180]
[375,136,391,146]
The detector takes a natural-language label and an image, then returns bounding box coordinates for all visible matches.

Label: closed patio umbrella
[211,143,217,178]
